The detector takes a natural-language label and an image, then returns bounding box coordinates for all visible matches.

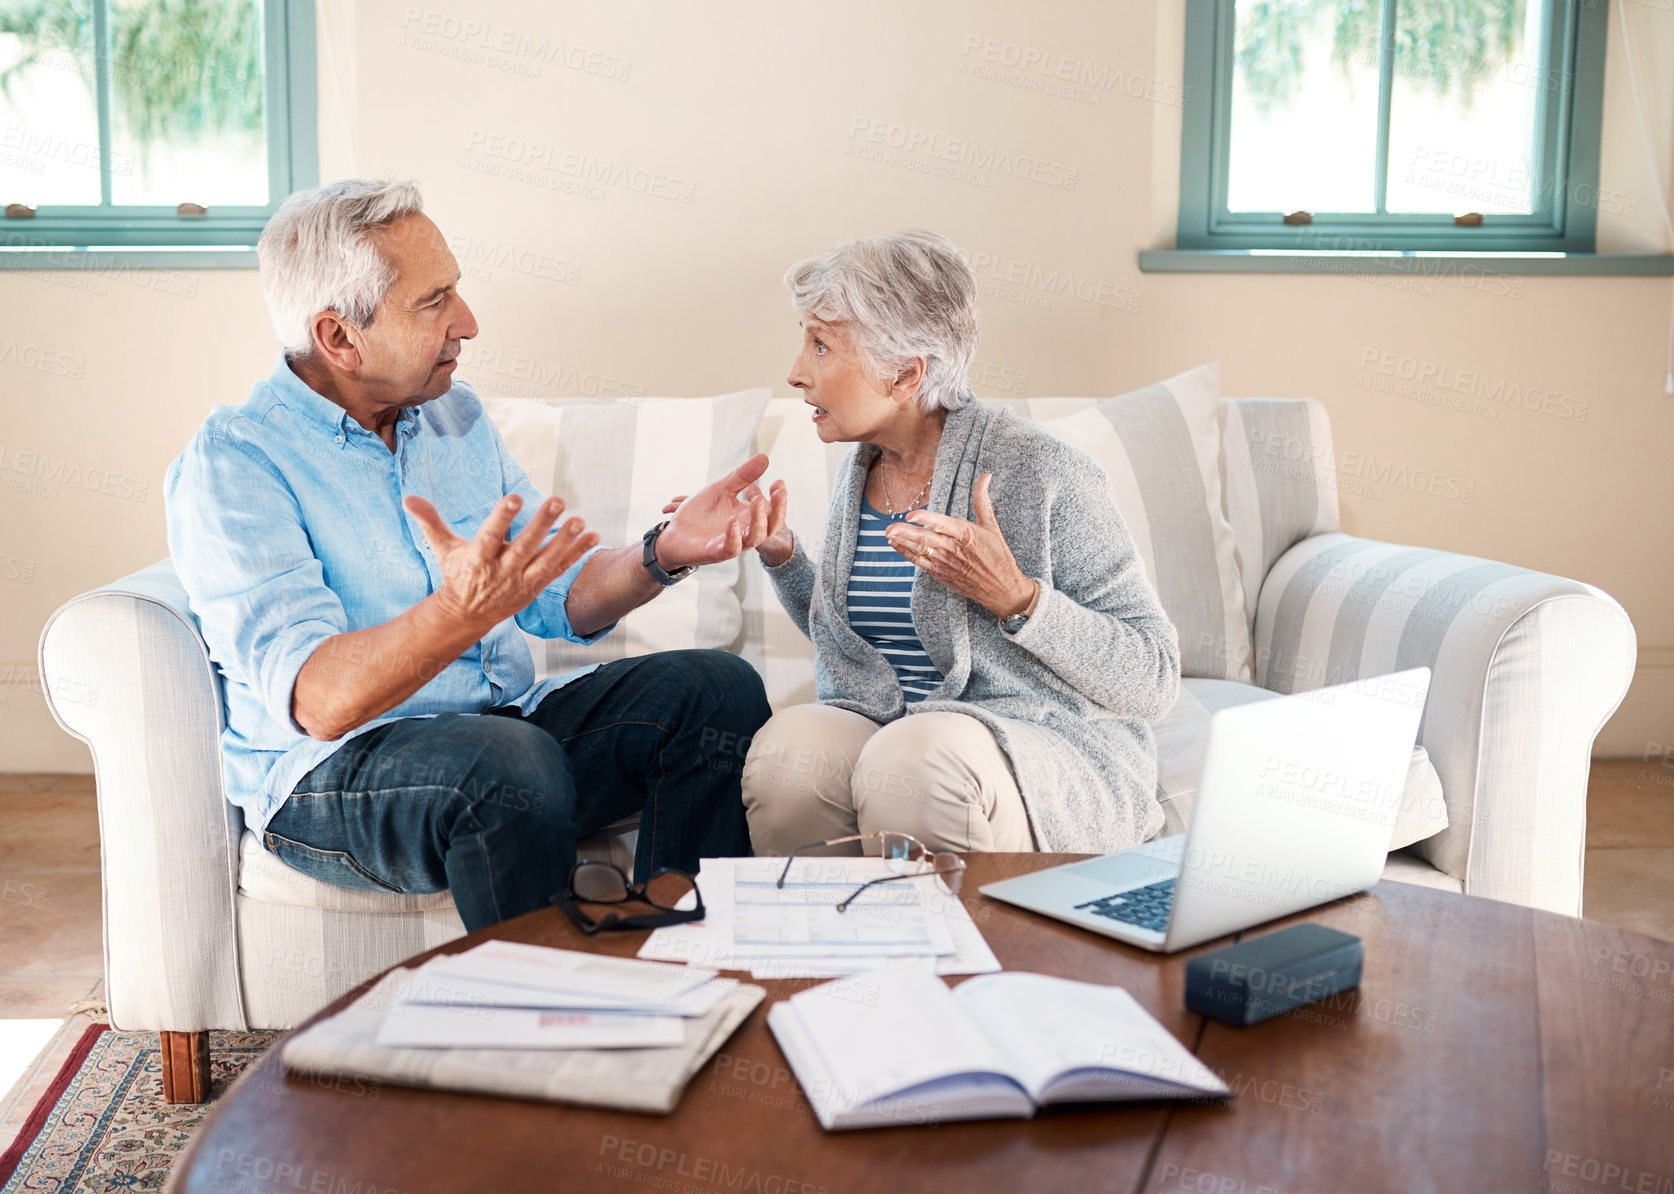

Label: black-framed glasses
[775,831,966,913]
[550,861,705,935]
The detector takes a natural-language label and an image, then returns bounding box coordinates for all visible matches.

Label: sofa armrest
[1253,533,1636,916]
[38,560,248,1030]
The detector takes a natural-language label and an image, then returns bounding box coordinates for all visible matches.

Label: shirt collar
[266,354,423,437]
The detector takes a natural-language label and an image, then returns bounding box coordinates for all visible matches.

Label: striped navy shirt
[847,496,944,703]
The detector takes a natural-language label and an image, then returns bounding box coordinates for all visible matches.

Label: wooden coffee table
[175,854,1674,1194]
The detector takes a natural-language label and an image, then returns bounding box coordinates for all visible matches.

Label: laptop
[980,667,1432,953]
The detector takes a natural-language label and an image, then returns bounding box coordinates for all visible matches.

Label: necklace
[880,460,932,519]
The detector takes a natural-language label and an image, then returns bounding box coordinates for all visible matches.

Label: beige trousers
[741,704,1035,855]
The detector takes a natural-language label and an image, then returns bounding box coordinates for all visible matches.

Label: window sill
[1138,250,1674,276]
[0,246,258,271]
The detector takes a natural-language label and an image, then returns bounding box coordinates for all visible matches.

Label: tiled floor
[0,763,1668,1155]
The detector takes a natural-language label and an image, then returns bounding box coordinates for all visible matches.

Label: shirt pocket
[444,496,507,539]
[414,445,506,535]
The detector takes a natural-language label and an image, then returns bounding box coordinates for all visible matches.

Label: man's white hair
[785,229,980,413]
[257,178,426,354]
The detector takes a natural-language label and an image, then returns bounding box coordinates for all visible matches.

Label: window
[1176,0,1607,252]
[0,0,315,252]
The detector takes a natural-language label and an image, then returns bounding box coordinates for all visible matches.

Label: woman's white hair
[785,229,980,413]
[256,178,425,354]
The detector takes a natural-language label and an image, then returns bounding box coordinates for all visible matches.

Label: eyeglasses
[550,861,705,934]
[776,832,966,913]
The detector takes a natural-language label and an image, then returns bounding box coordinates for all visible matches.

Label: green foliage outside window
[0,0,263,144]
[1236,0,1523,113]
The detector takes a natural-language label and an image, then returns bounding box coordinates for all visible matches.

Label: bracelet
[1021,579,1042,620]
[998,580,1042,634]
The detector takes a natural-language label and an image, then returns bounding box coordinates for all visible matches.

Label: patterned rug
[0,1027,278,1193]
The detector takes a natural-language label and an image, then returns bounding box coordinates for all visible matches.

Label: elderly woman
[740,230,1180,856]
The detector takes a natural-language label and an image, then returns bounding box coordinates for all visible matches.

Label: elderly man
[164,178,781,932]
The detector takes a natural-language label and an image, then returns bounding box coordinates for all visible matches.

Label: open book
[767,970,1230,1129]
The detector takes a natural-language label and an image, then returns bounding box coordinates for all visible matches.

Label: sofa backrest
[78,394,1343,742]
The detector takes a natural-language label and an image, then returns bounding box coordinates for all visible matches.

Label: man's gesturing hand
[652,453,789,570]
[403,493,599,628]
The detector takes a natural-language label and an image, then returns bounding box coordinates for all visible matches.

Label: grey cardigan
[764,399,1181,852]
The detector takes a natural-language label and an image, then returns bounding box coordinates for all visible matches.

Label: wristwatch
[999,580,1042,635]
[642,521,696,587]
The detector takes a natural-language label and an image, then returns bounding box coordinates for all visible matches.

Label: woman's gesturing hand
[884,473,1036,619]
[753,480,793,566]
[403,493,599,628]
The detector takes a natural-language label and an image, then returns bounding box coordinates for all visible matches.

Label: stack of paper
[281,941,766,1115]
[373,940,738,1049]
[638,856,1000,979]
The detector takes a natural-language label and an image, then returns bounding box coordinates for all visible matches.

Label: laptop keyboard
[1075,878,1176,933]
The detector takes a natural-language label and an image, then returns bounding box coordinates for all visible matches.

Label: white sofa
[39,393,1636,1045]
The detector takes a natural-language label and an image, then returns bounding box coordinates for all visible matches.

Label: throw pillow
[481,390,772,679]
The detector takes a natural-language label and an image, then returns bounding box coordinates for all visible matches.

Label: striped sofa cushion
[1218,397,1341,634]
[1020,363,1251,681]
[482,391,771,678]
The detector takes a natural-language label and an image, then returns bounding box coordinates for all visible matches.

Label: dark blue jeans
[263,649,767,932]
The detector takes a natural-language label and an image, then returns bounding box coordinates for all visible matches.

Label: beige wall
[2,0,1671,771]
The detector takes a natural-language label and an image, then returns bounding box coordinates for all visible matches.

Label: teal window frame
[1,0,316,253]
[1176,0,1608,253]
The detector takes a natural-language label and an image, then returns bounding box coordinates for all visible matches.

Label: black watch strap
[642,521,695,586]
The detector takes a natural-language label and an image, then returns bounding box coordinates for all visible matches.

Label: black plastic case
[1184,923,1364,1026]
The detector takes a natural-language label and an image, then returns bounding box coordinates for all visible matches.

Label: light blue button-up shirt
[164,355,611,836]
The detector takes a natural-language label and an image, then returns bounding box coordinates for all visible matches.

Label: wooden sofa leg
[159,1030,211,1103]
